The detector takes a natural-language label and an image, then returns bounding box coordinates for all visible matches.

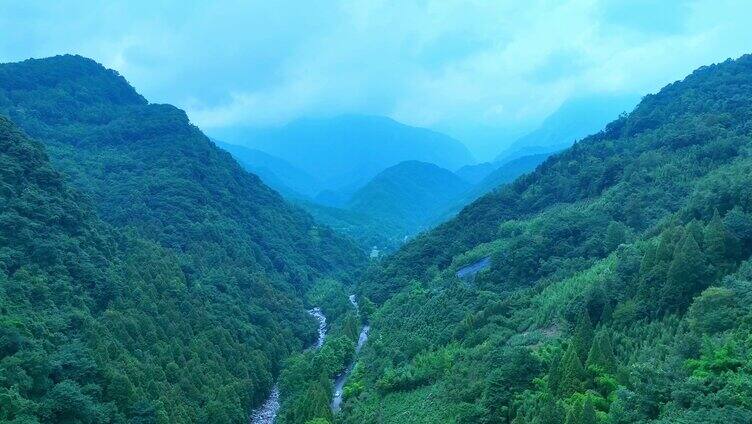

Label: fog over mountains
[210,94,638,253]
[210,115,474,195]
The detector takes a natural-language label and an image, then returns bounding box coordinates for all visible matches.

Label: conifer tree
[581,397,598,424]
[341,313,359,342]
[704,209,727,272]
[573,312,594,361]
[538,395,564,424]
[586,330,617,374]
[598,301,613,324]
[663,232,709,311]
[564,408,578,424]
[548,350,563,394]
[656,227,681,262]
[564,399,583,424]
[685,220,705,250]
[300,374,333,423]
[558,343,586,396]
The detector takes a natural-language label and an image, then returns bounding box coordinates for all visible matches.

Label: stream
[331,295,370,413]
[249,308,327,424]
[249,296,369,422]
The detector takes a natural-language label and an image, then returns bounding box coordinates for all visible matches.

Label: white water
[331,323,370,412]
[331,295,370,413]
[249,385,280,424]
[249,308,327,424]
[308,307,327,350]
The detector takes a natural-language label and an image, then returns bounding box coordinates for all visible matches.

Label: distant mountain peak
[208,114,475,192]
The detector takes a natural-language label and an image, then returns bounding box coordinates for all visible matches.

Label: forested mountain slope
[301,161,472,255]
[0,55,362,286]
[363,55,752,301]
[437,153,551,223]
[0,116,321,423]
[340,55,752,423]
[347,161,470,236]
[0,55,364,422]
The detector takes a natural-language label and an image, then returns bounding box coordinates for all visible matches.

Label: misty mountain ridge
[213,139,321,198]
[209,114,475,194]
[495,92,639,163]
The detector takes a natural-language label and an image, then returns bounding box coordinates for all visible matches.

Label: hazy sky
[3,0,752,159]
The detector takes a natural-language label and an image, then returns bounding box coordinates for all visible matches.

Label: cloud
[3,0,752,158]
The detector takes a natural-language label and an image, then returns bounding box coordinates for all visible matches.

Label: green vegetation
[296,161,473,254]
[345,160,469,241]
[5,49,752,424]
[276,279,366,424]
[0,55,364,423]
[338,55,752,423]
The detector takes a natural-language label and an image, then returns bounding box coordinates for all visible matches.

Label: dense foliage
[275,279,365,424]
[437,153,551,224]
[338,55,752,423]
[0,55,363,423]
[343,160,469,244]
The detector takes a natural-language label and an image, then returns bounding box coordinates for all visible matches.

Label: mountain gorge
[4,46,752,424]
[0,55,364,423]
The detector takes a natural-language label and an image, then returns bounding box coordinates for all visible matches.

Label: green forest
[4,41,752,424]
[335,55,752,423]
[0,56,364,423]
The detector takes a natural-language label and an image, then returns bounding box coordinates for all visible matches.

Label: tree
[724,207,752,253]
[341,313,360,343]
[704,209,728,274]
[573,312,594,361]
[638,243,657,275]
[564,403,580,424]
[604,221,627,252]
[663,232,710,311]
[558,343,586,396]
[299,373,333,423]
[538,395,565,424]
[586,330,617,374]
[656,227,681,262]
[548,350,563,394]
[687,286,739,334]
[581,397,598,424]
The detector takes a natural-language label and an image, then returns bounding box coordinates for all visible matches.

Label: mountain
[472,153,551,198]
[0,115,318,423]
[454,161,498,184]
[347,160,470,234]
[438,153,551,222]
[454,94,634,187]
[0,55,363,422]
[297,161,470,254]
[209,115,475,193]
[214,139,320,198]
[341,55,752,423]
[495,93,638,164]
